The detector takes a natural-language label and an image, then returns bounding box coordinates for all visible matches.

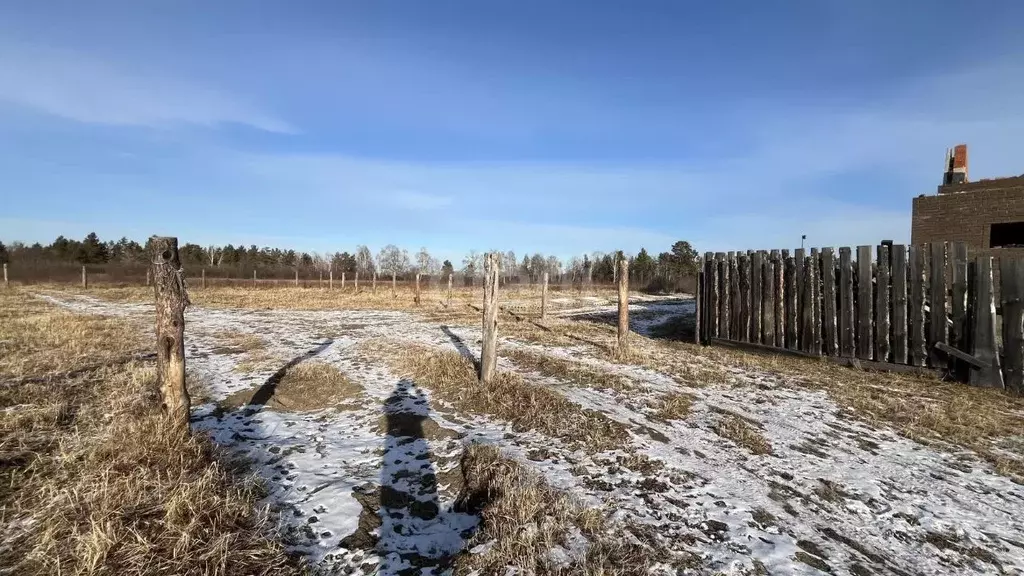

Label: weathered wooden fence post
[750,251,762,344]
[447,273,453,306]
[821,248,838,355]
[875,244,891,362]
[810,248,821,355]
[730,253,741,339]
[856,246,873,359]
[950,242,968,374]
[329,269,333,290]
[481,253,500,384]
[201,268,206,289]
[541,271,549,321]
[785,252,797,349]
[415,273,421,305]
[1000,257,1024,394]
[909,245,927,366]
[838,247,854,357]
[929,243,948,367]
[719,253,731,339]
[618,258,630,353]
[972,256,1003,388]
[891,246,908,364]
[695,267,703,344]
[253,269,257,289]
[391,272,397,297]
[773,250,784,347]
[373,272,377,294]
[151,236,190,427]
[81,265,88,289]
[294,269,299,287]
[2,262,7,289]
[739,252,751,342]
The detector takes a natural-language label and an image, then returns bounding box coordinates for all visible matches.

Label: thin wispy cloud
[0,42,294,133]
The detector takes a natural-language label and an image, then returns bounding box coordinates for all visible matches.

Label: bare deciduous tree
[416,247,432,276]
[504,250,516,282]
[463,250,480,278]
[206,245,220,267]
[377,244,409,295]
[356,245,375,276]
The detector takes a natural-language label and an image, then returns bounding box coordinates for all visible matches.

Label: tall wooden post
[481,253,500,384]
[617,258,630,353]
[151,237,190,427]
[201,268,206,289]
[294,269,299,287]
[972,257,1003,388]
[541,271,549,321]
[81,265,88,289]
[253,269,257,289]
[3,263,7,289]
[319,270,323,289]
[447,273,453,306]
[373,272,377,294]
[391,272,397,297]
[329,269,333,290]
[415,273,421,305]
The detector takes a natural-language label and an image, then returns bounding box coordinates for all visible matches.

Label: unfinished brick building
[911,144,1024,264]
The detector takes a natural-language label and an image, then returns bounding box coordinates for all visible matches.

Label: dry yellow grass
[454,443,684,574]
[212,329,267,352]
[72,282,615,314]
[363,339,631,452]
[0,290,146,381]
[653,391,694,421]
[711,412,773,456]
[223,361,364,412]
[502,347,634,392]
[0,288,299,575]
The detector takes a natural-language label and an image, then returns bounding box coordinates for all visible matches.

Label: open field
[4,283,1024,575]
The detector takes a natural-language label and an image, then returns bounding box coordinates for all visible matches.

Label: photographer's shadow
[376,379,476,574]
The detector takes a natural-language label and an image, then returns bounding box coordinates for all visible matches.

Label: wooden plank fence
[697,242,1024,392]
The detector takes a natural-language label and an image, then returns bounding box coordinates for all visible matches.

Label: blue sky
[2,1,1024,262]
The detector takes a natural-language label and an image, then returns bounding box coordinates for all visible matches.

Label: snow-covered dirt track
[37,293,1024,575]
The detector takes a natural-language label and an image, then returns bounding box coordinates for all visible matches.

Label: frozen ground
[37,293,1024,575]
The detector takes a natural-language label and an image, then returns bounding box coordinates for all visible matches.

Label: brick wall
[912,183,1024,255]
[912,183,1024,296]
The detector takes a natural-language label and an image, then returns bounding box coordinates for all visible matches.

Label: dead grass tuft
[503,347,634,392]
[654,391,694,421]
[712,413,773,456]
[213,329,267,352]
[454,444,681,574]
[0,288,298,575]
[363,340,631,452]
[223,361,364,412]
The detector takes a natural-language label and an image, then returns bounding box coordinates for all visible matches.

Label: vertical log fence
[698,242,1024,392]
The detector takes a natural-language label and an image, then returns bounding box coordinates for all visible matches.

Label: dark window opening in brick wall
[990,222,1024,248]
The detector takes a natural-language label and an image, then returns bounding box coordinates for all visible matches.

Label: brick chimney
[943,144,968,185]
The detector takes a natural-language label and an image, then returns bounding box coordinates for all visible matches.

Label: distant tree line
[0,234,699,291]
